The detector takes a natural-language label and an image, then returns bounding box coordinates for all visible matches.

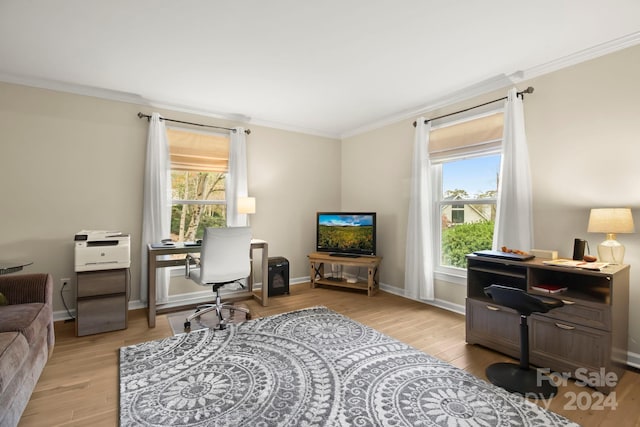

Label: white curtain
[404,117,435,301]
[226,127,248,227]
[140,113,171,304]
[492,88,534,251]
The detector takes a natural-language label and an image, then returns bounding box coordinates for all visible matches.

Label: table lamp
[587,208,635,264]
[238,197,256,225]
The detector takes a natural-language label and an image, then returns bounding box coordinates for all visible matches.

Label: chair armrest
[0,273,53,306]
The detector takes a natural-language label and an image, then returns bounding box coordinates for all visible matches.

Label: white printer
[74,230,131,272]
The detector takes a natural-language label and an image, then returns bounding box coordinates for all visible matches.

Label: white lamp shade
[587,208,634,234]
[587,208,634,264]
[237,197,256,214]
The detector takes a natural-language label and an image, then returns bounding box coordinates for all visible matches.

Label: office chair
[184,226,252,331]
[483,284,564,398]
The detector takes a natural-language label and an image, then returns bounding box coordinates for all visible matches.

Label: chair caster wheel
[184,321,191,331]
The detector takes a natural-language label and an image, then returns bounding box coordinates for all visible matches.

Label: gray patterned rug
[119,306,579,426]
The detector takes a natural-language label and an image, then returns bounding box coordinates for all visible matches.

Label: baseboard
[379,282,466,315]
[53,278,311,322]
[627,351,640,370]
[53,309,76,323]
[53,277,640,370]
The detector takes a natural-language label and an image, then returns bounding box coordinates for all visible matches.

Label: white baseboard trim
[53,278,312,322]
[53,310,76,323]
[379,283,640,370]
[379,282,466,316]
[53,277,640,370]
[626,351,640,370]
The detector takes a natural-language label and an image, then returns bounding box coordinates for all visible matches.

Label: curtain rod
[412,86,534,127]
[137,112,251,134]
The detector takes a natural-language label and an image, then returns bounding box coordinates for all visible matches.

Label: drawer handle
[555,322,575,330]
[486,305,500,311]
[561,299,575,305]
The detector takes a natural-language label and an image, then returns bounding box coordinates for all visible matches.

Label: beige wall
[2,44,639,360]
[341,44,640,358]
[0,82,341,312]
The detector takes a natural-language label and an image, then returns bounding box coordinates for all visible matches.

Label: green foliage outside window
[442,220,494,268]
[170,205,226,240]
[171,171,226,241]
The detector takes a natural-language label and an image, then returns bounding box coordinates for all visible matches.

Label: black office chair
[184,227,252,331]
[483,284,564,398]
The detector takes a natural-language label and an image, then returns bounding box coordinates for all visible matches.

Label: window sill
[170,266,186,277]
[434,268,467,286]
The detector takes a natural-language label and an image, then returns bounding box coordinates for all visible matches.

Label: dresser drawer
[465,298,520,358]
[531,315,608,373]
[536,297,610,331]
[76,295,127,336]
[77,269,128,297]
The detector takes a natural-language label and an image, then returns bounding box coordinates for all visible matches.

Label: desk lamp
[238,197,256,225]
[587,208,635,264]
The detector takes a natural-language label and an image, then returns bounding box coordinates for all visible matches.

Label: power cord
[60,280,76,322]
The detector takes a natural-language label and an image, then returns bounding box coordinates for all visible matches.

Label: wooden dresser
[465,254,629,393]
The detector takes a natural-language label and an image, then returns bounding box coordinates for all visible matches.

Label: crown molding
[0,71,339,139]
[2,31,638,141]
[0,71,148,105]
[247,117,340,139]
[340,74,513,139]
[509,31,640,83]
[341,31,640,139]
[0,71,251,124]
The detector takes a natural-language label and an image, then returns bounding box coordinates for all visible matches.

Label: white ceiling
[1,1,640,138]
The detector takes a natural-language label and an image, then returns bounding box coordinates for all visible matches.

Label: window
[167,127,230,242]
[430,112,503,274]
[451,204,464,224]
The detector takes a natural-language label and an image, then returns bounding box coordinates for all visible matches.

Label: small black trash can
[268,257,289,296]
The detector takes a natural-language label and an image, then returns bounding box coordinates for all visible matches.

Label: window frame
[167,126,230,242]
[429,110,503,285]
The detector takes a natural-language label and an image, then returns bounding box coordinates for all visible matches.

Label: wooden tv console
[466,254,629,393]
[308,252,382,296]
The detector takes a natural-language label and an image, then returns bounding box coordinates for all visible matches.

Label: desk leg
[261,243,269,306]
[249,243,269,307]
[248,248,254,293]
[148,253,156,328]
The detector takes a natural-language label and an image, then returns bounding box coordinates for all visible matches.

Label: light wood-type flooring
[19,283,640,426]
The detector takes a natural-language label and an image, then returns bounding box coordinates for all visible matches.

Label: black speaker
[572,238,586,260]
[268,257,289,296]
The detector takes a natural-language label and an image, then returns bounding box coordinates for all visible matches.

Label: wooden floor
[19,283,640,426]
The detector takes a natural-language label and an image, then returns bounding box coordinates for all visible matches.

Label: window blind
[429,112,504,157]
[166,128,229,172]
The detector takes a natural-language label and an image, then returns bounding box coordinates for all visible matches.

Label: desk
[147,239,268,327]
[0,260,33,275]
[466,254,629,393]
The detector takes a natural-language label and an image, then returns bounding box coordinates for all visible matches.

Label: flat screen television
[316,212,376,256]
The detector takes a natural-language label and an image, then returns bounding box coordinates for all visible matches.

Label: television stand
[308,252,382,296]
[329,253,360,258]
